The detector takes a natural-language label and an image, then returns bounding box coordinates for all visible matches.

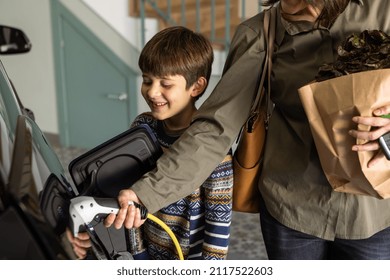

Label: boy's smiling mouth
[150,100,168,110]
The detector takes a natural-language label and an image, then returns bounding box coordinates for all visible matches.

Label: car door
[0,26,76,259]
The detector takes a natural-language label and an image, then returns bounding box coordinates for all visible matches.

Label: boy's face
[141,74,200,126]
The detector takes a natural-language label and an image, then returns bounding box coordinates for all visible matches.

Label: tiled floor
[54,145,268,260]
[228,211,267,260]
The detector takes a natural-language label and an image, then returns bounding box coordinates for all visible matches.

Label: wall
[82,0,157,51]
[0,0,58,134]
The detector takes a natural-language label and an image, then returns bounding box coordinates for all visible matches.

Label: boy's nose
[147,84,161,98]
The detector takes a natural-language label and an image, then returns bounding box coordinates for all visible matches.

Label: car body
[0,25,77,259]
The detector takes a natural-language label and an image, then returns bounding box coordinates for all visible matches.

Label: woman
[105,0,390,259]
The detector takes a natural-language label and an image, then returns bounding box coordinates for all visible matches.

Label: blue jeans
[259,198,390,260]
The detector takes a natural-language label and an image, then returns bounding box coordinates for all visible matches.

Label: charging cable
[146,213,184,260]
[128,201,184,260]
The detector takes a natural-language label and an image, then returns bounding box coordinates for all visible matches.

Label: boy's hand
[65,228,92,259]
[349,105,390,167]
[104,189,146,229]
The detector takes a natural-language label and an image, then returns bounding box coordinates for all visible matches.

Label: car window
[0,61,21,132]
[0,108,12,176]
[0,63,17,177]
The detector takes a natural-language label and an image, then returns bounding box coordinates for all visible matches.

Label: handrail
[138,0,263,51]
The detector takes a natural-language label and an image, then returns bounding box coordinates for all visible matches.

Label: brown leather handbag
[232,7,275,213]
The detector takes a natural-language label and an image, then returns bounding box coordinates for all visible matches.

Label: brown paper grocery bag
[298,69,390,199]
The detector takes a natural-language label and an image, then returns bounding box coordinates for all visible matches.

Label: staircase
[129,0,240,50]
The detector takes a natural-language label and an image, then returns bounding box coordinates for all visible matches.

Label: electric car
[0,25,77,259]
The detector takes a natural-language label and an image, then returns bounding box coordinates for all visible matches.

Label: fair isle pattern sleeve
[126,113,157,259]
[200,153,233,260]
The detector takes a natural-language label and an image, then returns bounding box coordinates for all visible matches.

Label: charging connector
[69,196,184,260]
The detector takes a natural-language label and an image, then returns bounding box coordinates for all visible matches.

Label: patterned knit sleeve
[130,112,154,128]
[202,152,233,260]
[127,113,153,259]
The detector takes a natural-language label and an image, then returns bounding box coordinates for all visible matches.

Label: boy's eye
[161,80,174,88]
[161,83,173,88]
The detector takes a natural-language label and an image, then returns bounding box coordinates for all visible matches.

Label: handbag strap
[249,7,276,128]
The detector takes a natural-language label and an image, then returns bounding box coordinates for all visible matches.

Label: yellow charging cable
[147,213,184,260]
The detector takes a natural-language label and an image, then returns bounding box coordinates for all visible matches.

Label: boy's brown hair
[138,26,214,99]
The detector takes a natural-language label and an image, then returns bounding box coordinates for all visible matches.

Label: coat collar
[275,0,363,46]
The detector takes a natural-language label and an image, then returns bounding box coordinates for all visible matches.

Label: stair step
[129,0,240,49]
[160,6,239,32]
[130,0,236,17]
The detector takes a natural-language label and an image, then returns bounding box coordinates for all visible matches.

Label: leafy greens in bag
[316,30,390,82]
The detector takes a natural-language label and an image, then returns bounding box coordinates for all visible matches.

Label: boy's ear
[191,77,207,98]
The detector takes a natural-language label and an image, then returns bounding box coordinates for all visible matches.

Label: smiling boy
[126,26,233,260]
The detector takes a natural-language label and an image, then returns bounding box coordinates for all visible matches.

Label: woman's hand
[104,189,146,229]
[349,106,390,167]
[65,228,92,259]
